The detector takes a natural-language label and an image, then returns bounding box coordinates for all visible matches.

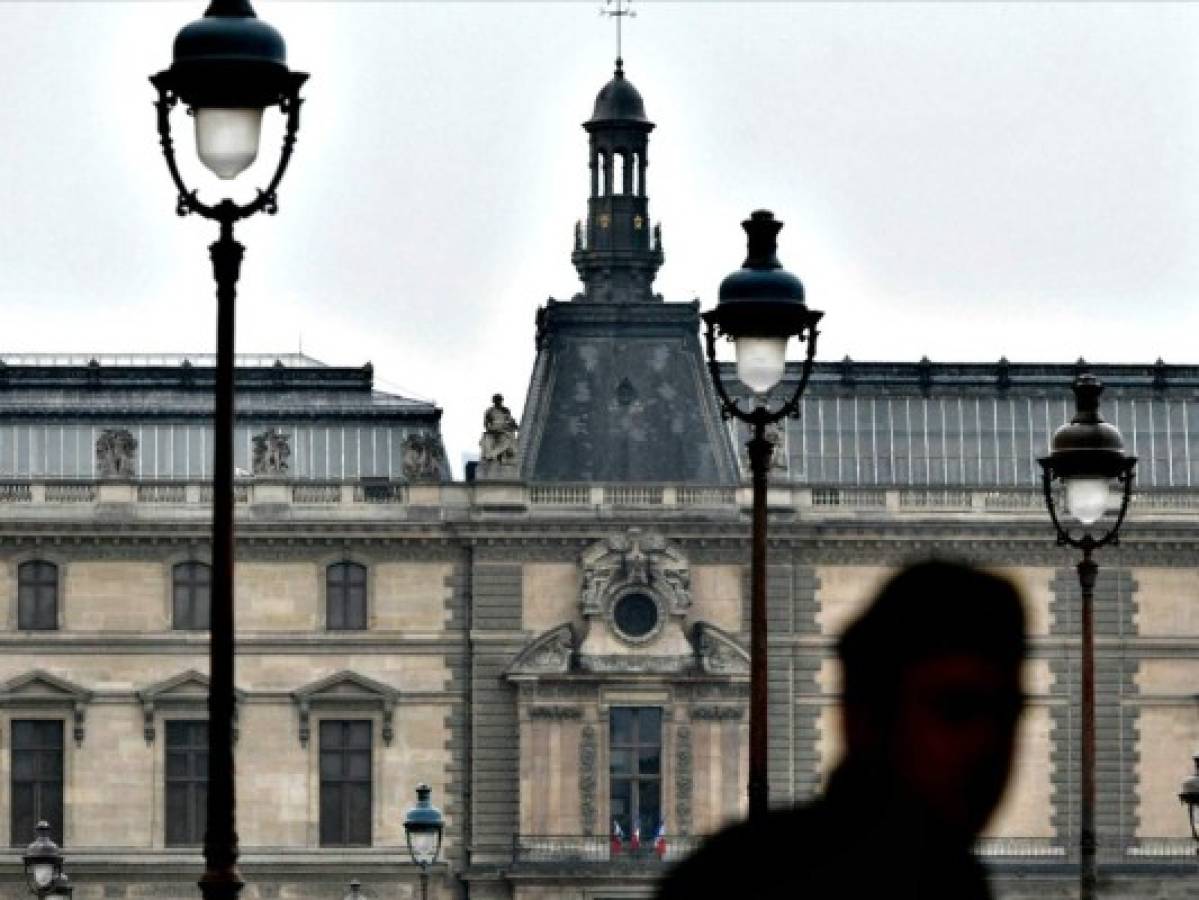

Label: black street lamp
[22,822,64,899]
[342,880,364,900]
[701,210,823,823]
[1039,374,1136,900]
[150,3,307,898]
[1179,756,1199,850]
[403,784,445,900]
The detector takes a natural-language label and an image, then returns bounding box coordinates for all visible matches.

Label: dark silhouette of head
[836,560,1027,843]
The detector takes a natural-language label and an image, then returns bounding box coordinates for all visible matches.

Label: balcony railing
[513,834,703,865]
[0,478,1198,518]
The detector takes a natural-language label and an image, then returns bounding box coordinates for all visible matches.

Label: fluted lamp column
[149,2,308,897]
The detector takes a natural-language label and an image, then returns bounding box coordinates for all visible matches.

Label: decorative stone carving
[528,705,583,720]
[689,706,744,721]
[479,394,519,478]
[692,622,751,676]
[0,670,93,746]
[251,427,290,476]
[675,725,692,836]
[95,428,137,479]
[290,670,398,747]
[577,654,693,674]
[579,724,597,836]
[402,433,443,482]
[578,528,691,618]
[505,625,576,677]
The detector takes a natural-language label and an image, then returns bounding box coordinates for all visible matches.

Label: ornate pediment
[136,670,245,744]
[506,625,576,679]
[0,670,93,745]
[291,670,398,747]
[691,622,750,676]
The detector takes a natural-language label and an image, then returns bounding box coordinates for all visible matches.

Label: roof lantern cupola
[571,55,663,303]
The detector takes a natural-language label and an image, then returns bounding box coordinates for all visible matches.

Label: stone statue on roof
[479,394,519,477]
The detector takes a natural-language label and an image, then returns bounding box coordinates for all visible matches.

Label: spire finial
[601,0,636,68]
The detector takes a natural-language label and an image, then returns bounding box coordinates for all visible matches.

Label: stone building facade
[0,62,1196,900]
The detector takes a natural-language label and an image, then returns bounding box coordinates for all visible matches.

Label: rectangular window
[609,707,661,847]
[11,720,63,847]
[18,562,58,631]
[326,563,367,631]
[319,720,372,847]
[172,563,211,631]
[165,721,207,847]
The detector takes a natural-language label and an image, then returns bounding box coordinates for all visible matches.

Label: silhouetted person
[656,560,1027,900]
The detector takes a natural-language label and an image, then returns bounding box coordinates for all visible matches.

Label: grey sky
[2,1,1198,472]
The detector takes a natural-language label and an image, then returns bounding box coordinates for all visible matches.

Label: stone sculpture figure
[402,433,442,482]
[480,394,519,466]
[95,428,137,479]
[252,428,290,476]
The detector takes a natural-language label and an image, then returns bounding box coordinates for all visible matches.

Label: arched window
[327,562,367,631]
[172,562,211,631]
[631,152,640,196]
[17,561,57,631]
[613,152,626,195]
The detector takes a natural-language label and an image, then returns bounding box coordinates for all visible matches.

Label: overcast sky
[2,1,1199,472]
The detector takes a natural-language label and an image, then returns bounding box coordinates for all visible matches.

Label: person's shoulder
[654,807,819,900]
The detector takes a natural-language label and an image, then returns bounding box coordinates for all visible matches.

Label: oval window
[613,592,658,639]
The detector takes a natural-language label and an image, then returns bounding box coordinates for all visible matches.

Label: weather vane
[600,0,636,66]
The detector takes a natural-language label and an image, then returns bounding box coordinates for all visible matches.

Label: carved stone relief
[402,433,443,482]
[96,428,137,479]
[252,428,290,476]
[579,724,597,836]
[675,725,692,836]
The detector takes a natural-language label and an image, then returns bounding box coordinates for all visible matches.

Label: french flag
[654,820,667,859]
[630,821,641,851]
[611,819,624,855]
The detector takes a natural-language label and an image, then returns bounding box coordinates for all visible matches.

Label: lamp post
[150,3,307,898]
[403,784,445,900]
[342,880,363,900]
[1039,374,1136,900]
[22,822,64,899]
[1179,756,1199,851]
[701,210,823,824]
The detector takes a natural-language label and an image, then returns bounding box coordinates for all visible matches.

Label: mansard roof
[0,354,438,422]
[737,359,1199,490]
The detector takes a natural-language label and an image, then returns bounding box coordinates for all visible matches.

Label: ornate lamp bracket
[151,81,304,227]
[701,317,820,427]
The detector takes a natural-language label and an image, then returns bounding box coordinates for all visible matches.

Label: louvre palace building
[0,60,1197,900]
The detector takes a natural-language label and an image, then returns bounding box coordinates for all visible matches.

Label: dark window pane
[18,561,57,631]
[327,563,368,631]
[638,747,660,776]
[173,563,211,631]
[11,720,63,847]
[320,720,372,847]
[320,784,342,846]
[164,720,207,846]
[610,708,633,745]
[610,749,633,777]
[637,708,661,742]
[347,750,371,780]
